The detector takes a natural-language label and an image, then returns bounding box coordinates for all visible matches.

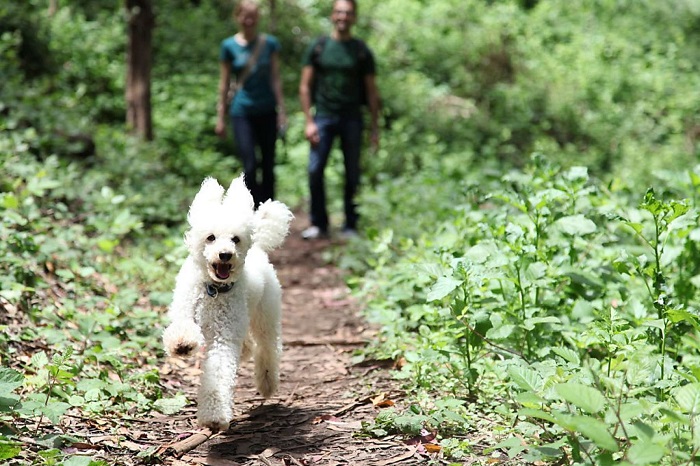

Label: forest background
[3,0,700,464]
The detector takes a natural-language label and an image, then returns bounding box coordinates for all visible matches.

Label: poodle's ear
[223,174,254,212]
[188,177,224,225]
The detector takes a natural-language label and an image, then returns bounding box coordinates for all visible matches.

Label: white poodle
[162,175,293,431]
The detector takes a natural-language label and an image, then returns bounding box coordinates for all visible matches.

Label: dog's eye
[232,236,240,244]
[207,234,216,242]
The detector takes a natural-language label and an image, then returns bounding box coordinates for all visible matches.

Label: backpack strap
[311,34,328,68]
[312,35,369,71]
[352,38,368,65]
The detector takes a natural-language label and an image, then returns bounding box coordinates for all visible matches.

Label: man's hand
[305,120,320,146]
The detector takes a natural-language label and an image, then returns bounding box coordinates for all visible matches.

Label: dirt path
[156,215,416,466]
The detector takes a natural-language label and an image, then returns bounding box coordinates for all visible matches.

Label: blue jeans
[231,112,277,207]
[308,115,363,231]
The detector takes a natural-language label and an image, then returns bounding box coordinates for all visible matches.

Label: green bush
[353,156,700,462]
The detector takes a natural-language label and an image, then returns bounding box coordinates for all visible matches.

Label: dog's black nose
[219,252,232,262]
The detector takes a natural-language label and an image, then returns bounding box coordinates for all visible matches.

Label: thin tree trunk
[269,0,276,33]
[125,0,154,140]
[48,0,58,16]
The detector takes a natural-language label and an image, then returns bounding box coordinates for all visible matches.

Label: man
[299,0,380,240]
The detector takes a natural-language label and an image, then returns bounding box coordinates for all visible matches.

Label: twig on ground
[284,454,305,465]
[285,339,366,347]
[332,395,373,417]
[285,382,300,404]
[376,447,418,466]
[157,428,214,457]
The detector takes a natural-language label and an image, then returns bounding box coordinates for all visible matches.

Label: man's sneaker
[301,225,328,240]
[340,227,359,239]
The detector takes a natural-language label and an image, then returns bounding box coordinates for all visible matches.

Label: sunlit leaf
[0,368,23,394]
[523,316,561,329]
[666,309,700,330]
[673,383,700,415]
[525,262,547,280]
[626,441,666,465]
[0,442,21,460]
[40,401,71,424]
[1,194,19,210]
[618,403,646,422]
[518,408,556,424]
[153,394,188,415]
[555,215,597,236]
[97,238,119,253]
[555,383,606,413]
[427,276,463,301]
[486,324,516,340]
[61,456,104,466]
[552,347,580,365]
[563,166,588,182]
[559,414,618,452]
[623,222,644,235]
[515,391,545,407]
[30,352,49,369]
[508,366,543,392]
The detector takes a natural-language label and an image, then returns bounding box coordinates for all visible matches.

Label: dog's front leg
[196,311,248,431]
[163,259,205,357]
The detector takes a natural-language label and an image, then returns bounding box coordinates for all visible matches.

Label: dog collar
[205,282,234,298]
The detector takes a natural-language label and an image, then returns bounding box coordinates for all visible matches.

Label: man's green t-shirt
[302,36,376,117]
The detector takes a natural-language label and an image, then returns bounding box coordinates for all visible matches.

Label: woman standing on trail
[215,0,287,207]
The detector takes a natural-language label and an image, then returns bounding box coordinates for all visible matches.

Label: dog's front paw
[199,416,230,433]
[174,341,197,356]
[197,402,232,432]
[162,321,203,357]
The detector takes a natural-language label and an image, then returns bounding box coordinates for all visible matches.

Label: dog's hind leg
[240,333,255,361]
[249,288,282,399]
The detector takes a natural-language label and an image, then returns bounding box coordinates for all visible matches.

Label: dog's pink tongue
[216,264,230,279]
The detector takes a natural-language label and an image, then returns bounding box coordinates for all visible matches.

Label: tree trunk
[48,0,58,16]
[125,0,154,140]
[269,0,276,33]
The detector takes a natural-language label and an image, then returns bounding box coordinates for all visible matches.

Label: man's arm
[299,65,320,145]
[364,73,380,151]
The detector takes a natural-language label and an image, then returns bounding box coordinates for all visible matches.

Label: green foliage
[352,156,700,462]
[358,0,700,186]
[4,0,700,463]
[0,2,57,79]
[0,116,188,464]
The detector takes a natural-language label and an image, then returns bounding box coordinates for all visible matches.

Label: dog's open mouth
[213,263,232,280]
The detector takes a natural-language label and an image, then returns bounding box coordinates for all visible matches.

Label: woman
[216,0,287,207]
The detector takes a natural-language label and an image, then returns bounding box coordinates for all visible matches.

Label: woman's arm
[270,50,287,129]
[215,61,231,137]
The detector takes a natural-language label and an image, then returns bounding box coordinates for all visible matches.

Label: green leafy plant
[353,156,700,463]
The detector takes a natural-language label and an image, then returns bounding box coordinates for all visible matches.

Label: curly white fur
[162,175,292,431]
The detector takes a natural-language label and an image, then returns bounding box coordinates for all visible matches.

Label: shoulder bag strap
[233,33,267,91]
